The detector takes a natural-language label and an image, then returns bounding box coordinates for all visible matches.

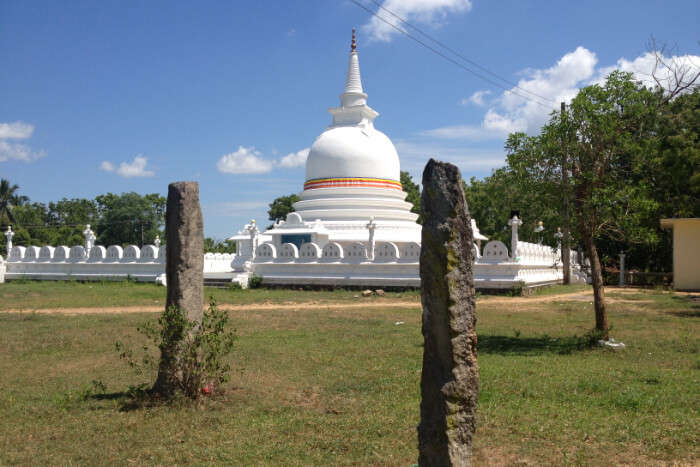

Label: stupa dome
[305,126,400,182]
[303,29,401,190]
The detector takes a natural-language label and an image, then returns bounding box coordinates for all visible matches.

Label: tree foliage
[267,193,300,223]
[400,171,422,223]
[95,192,166,247]
[465,69,699,338]
[0,185,166,252]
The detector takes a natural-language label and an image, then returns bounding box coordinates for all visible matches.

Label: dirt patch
[2,300,423,315]
[4,288,672,315]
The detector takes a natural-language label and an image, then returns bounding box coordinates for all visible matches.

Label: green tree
[267,194,300,223]
[0,178,27,227]
[400,171,422,223]
[95,192,166,246]
[204,237,236,253]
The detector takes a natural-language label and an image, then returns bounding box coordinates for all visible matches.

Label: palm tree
[0,178,27,225]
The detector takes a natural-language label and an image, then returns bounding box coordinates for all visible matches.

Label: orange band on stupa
[304,177,402,190]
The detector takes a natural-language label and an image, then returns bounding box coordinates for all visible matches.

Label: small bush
[247,274,263,289]
[116,297,237,399]
[228,281,243,291]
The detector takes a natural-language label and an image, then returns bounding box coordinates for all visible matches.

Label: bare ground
[2,287,673,315]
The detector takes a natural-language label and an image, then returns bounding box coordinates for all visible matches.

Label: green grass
[0,280,419,310]
[0,285,698,465]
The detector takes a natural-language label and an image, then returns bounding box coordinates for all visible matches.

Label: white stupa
[237,29,421,257]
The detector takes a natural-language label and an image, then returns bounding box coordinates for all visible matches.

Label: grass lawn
[0,283,698,465]
[0,280,419,310]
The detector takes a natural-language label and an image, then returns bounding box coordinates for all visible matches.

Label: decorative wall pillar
[508,215,522,261]
[5,225,14,253]
[366,216,377,260]
[154,235,161,248]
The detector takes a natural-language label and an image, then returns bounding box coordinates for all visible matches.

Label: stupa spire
[342,28,365,104]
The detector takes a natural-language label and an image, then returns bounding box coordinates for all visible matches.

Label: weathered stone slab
[154,181,204,397]
[164,181,204,323]
[418,159,478,466]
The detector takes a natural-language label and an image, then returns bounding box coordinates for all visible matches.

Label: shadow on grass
[668,295,700,317]
[669,310,700,318]
[478,333,597,355]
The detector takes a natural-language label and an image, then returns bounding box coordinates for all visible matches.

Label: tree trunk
[562,227,571,284]
[582,229,609,339]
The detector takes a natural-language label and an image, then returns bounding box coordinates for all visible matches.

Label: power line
[366,0,556,104]
[350,0,553,108]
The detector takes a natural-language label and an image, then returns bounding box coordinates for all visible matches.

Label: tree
[95,192,166,246]
[0,178,27,227]
[400,171,422,222]
[560,71,665,338]
[267,194,300,223]
[204,237,236,253]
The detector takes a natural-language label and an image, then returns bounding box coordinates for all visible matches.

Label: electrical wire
[350,0,554,109]
[366,0,557,104]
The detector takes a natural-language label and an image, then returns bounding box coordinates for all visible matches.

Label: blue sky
[2,0,698,239]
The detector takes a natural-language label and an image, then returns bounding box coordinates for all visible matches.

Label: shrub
[116,297,237,399]
[247,274,263,289]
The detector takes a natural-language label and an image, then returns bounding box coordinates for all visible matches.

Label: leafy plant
[247,274,263,289]
[116,297,237,399]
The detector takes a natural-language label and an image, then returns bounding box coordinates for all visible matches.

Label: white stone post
[83,224,96,255]
[619,252,626,287]
[5,225,14,254]
[366,216,377,260]
[508,215,522,261]
[154,235,161,248]
[0,254,5,283]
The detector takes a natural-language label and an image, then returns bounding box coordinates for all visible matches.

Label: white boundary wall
[4,239,587,290]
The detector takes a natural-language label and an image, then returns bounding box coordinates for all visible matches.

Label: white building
[225,32,584,290]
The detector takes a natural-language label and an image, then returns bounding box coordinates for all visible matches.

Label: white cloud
[0,140,46,162]
[278,148,309,168]
[427,47,700,142]
[101,155,155,177]
[217,146,274,174]
[362,0,472,43]
[0,121,45,163]
[100,161,115,172]
[462,90,491,106]
[594,51,700,91]
[0,121,34,140]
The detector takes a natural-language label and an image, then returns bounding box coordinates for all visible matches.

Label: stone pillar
[619,252,626,287]
[418,159,478,467]
[366,216,377,260]
[153,181,204,397]
[5,225,14,254]
[508,215,522,261]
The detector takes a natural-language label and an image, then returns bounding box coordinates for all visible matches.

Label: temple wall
[3,237,587,291]
[4,244,236,284]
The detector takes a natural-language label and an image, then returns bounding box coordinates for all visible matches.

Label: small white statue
[5,225,15,253]
[366,216,377,260]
